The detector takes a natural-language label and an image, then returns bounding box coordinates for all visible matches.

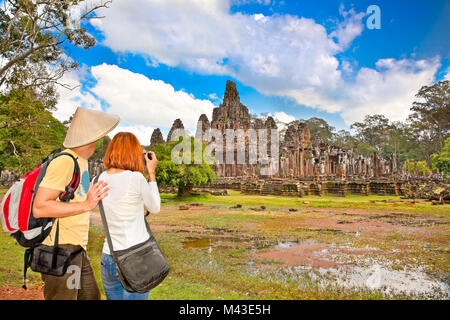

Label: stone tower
[150,128,165,147]
[195,113,210,140]
[167,118,185,142]
[211,80,251,130]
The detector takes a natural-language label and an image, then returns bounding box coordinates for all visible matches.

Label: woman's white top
[98,170,161,255]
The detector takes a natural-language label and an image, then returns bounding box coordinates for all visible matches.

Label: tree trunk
[177,185,193,197]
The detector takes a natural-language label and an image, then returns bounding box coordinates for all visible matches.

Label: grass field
[0,190,449,300]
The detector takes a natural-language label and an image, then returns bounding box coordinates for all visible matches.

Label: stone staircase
[261,180,284,195]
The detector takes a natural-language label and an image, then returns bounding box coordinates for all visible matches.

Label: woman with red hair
[98,132,160,300]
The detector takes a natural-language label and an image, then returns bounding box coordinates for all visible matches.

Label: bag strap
[51,220,60,269]
[22,248,32,289]
[94,175,116,257]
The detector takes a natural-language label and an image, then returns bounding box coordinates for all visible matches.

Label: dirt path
[0,285,44,300]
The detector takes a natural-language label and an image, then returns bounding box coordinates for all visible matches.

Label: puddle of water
[245,240,449,299]
[277,242,295,248]
[182,237,218,248]
[182,233,274,250]
[316,265,449,299]
[250,260,449,299]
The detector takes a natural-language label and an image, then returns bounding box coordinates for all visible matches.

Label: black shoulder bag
[94,175,170,293]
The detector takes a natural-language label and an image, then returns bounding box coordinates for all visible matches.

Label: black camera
[143,152,152,162]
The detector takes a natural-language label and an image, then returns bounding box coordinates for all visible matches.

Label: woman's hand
[84,180,109,211]
[144,150,158,173]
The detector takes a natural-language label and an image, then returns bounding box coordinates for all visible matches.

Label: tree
[333,129,376,157]
[407,80,450,167]
[0,1,112,176]
[152,138,216,197]
[0,0,111,106]
[402,160,434,176]
[350,114,391,155]
[0,88,66,175]
[305,117,336,144]
[431,137,450,176]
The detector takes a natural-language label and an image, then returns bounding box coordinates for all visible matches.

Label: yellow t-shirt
[40,149,91,249]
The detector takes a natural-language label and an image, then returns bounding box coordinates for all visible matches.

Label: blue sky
[55,0,450,144]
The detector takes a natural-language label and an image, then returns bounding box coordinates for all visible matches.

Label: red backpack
[1,152,80,247]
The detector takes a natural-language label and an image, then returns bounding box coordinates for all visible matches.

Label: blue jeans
[101,253,150,300]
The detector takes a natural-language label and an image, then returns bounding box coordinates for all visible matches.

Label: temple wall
[216,177,410,197]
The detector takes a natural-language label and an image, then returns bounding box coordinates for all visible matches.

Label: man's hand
[33,180,109,218]
[85,180,109,211]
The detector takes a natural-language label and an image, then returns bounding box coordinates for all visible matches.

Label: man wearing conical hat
[33,107,120,300]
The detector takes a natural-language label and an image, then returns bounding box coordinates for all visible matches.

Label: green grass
[162,190,450,215]
[0,226,397,300]
[0,233,42,287]
[1,191,448,300]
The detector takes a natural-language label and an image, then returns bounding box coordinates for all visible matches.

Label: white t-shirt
[98,170,161,255]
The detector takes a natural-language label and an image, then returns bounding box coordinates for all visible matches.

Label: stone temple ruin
[2,81,444,199]
[150,80,447,197]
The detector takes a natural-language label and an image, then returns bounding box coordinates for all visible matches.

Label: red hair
[104,132,145,174]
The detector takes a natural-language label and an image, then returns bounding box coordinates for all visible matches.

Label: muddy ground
[1,193,449,300]
[93,200,449,299]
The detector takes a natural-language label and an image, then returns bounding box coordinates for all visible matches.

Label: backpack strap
[50,152,81,203]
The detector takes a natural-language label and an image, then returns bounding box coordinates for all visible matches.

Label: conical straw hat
[63,107,120,148]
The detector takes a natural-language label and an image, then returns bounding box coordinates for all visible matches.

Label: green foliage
[349,114,431,162]
[151,138,216,196]
[91,135,111,160]
[0,1,110,176]
[351,114,391,151]
[407,80,450,164]
[0,0,110,106]
[402,160,434,176]
[431,137,450,176]
[0,89,66,174]
[333,129,377,157]
[304,117,335,144]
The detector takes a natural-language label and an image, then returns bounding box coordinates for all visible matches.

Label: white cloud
[273,111,295,124]
[331,5,366,50]
[445,66,450,81]
[54,63,216,145]
[339,58,440,124]
[270,111,296,131]
[90,0,440,125]
[53,65,102,122]
[208,93,220,101]
[89,64,215,131]
[232,0,273,6]
[108,124,156,146]
[91,0,344,92]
